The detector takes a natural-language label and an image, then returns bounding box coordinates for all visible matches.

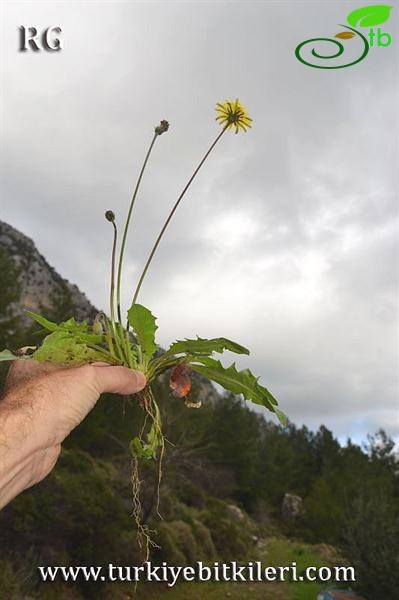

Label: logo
[19,26,63,52]
[295,4,392,69]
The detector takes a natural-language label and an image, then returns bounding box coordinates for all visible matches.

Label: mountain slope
[0,220,97,328]
[0,220,215,403]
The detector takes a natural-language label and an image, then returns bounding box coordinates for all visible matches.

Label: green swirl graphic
[295,25,369,69]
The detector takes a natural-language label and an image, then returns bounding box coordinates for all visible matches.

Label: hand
[0,359,146,509]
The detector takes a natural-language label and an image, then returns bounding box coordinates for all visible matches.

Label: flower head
[155,120,169,136]
[105,210,115,222]
[215,99,252,134]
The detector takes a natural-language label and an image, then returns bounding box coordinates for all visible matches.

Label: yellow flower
[215,99,252,134]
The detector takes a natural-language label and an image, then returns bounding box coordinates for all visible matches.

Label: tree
[0,248,21,348]
[342,492,399,600]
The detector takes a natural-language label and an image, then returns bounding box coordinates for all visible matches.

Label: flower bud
[105,210,115,222]
[155,120,169,136]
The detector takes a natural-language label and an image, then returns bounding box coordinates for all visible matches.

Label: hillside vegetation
[0,223,398,600]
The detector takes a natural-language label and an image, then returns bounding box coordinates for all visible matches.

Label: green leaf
[129,437,153,460]
[27,311,103,345]
[166,337,249,357]
[189,356,286,424]
[273,407,288,427]
[27,311,58,332]
[129,423,162,460]
[127,303,158,362]
[0,349,24,362]
[347,5,392,28]
[33,331,105,365]
[148,336,250,379]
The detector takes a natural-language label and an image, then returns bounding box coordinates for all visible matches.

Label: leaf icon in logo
[347,5,393,28]
[335,32,357,39]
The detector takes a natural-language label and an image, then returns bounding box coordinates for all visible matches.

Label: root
[131,457,158,562]
[131,385,165,559]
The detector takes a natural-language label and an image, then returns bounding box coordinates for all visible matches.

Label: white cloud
[2,1,397,443]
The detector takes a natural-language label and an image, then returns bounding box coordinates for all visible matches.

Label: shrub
[341,492,399,600]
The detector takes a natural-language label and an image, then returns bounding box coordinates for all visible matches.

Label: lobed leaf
[26,311,58,332]
[27,311,103,345]
[33,331,105,365]
[148,335,249,379]
[165,336,249,357]
[127,303,158,362]
[189,356,287,425]
[130,437,154,460]
[272,407,288,427]
[130,423,162,460]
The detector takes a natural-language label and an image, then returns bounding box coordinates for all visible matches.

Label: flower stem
[108,220,124,362]
[109,221,118,326]
[130,127,227,313]
[116,132,159,326]
[87,342,122,364]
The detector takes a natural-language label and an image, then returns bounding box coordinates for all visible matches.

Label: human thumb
[87,364,147,395]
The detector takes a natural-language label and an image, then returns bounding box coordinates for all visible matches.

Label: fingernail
[134,371,147,391]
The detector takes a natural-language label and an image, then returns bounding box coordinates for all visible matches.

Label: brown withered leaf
[170,363,192,398]
[185,399,202,409]
[335,32,356,39]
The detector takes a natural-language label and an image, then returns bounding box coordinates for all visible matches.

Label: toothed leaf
[189,356,286,425]
[272,406,288,427]
[26,311,58,332]
[166,336,249,357]
[32,331,104,365]
[27,311,103,344]
[129,437,153,460]
[130,423,162,460]
[127,303,158,361]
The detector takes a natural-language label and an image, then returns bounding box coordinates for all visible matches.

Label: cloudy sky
[1,1,398,443]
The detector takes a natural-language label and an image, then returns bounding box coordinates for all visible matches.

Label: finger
[85,364,146,395]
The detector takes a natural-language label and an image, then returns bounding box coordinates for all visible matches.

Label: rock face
[0,220,97,328]
[281,493,303,521]
[0,220,217,400]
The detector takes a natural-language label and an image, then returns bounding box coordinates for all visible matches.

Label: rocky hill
[0,219,215,403]
[0,220,97,328]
